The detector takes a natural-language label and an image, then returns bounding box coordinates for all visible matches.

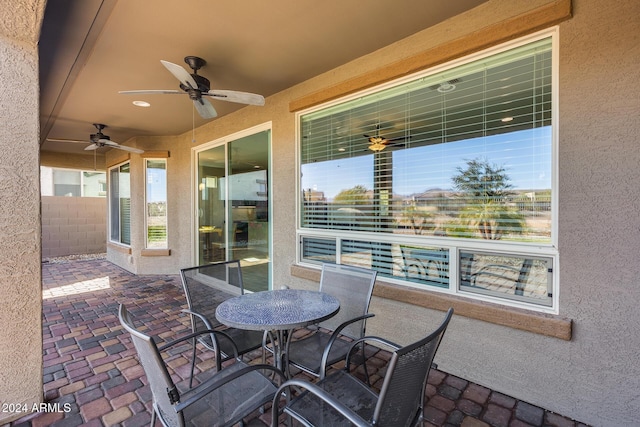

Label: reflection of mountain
[406,188,453,200]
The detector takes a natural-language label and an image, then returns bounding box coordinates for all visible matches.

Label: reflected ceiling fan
[119,56,265,119]
[46,123,144,154]
[364,123,410,152]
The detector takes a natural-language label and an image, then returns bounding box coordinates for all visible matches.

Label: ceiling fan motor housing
[90,132,109,143]
[180,74,210,99]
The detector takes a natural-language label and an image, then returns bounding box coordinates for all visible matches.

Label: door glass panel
[228,132,270,292]
[197,145,226,264]
[196,130,270,291]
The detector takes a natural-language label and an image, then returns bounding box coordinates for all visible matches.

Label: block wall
[41,196,107,258]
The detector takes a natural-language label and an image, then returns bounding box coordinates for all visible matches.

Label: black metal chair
[118,304,284,427]
[273,308,454,427]
[180,260,265,386]
[284,263,377,379]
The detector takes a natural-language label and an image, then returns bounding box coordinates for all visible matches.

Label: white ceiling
[39,0,488,156]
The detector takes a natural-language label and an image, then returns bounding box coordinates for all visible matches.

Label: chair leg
[150,406,157,426]
[189,336,197,388]
[360,342,371,387]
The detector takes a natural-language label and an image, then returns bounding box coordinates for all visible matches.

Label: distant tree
[334,185,369,205]
[451,159,525,240]
[452,159,513,201]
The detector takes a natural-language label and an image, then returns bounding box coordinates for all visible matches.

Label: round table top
[215,289,340,331]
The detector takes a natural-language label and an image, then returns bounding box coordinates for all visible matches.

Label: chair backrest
[118,304,183,427]
[180,260,245,330]
[318,263,377,339]
[374,308,454,427]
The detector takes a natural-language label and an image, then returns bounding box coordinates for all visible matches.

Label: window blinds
[300,37,552,243]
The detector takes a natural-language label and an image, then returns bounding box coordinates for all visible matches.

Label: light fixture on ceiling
[431,78,460,93]
[501,116,514,122]
[437,82,456,93]
[133,100,151,107]
[368,138,387,152]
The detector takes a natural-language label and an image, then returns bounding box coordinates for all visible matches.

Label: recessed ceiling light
[437,82,456,93]
[338,147,346,152]
[133,100,151,107]
[253,165,260,169]
[501,117,514,122]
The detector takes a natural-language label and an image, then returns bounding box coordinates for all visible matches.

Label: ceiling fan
[119,56,265,119]
[364,123,409,152]
[46,123,144,154]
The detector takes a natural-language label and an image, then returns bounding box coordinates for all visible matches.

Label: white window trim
[144,158,168,249]
[108,160,131,247]
[295,28,560,314]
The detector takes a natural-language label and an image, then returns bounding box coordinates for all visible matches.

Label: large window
[145,159,167,248]
[109,162,131,245]
[298,32,557,311]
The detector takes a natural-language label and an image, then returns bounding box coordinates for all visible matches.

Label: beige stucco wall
[0,0,47,423]
[100,1,640,425]
[40,150,106,171]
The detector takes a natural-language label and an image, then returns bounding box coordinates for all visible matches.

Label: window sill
[290,264,572,341]
[107,242,131,254]
[141,248,171,257]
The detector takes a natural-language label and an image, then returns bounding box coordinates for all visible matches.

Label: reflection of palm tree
[452,159,525,240]
[402,205,435,235]
[459,202,525,240]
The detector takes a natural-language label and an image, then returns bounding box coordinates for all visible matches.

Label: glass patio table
[215,289,340,374]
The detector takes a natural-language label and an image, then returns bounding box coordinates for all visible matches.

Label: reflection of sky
[146,169,167,202]
[301,127,552,199]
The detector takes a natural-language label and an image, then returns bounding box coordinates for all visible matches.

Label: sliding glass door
[196,128,271,291]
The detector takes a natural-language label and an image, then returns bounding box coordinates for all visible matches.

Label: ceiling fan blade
[193,98,218,119]
[386,135,409,142]
[113,145,144,154]
[84,144,99,151]
[161,60,199,90]
[99,139,118,146]
[46,138,88,144]
[119,89,184,95]
[206,90,265,106]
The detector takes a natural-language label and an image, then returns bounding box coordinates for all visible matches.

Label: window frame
[41,166,107,197]
[144,158,168,249]
[295,28,559,314]
[108,161,132,246]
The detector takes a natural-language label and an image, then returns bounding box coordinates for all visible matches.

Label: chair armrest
[157,328,227,353]
[181,308,215,330]
[343,335,401,372]
[471,264,521,284]
[272,378,370,427]
[318,313,375,379]
[179,309,240,361]
[176,364,285,413]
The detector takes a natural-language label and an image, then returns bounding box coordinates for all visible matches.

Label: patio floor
[3,257,588,427]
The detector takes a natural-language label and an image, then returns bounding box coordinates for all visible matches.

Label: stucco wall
[100,1,640,425]
[41,196,107,258]
[0,0,47,422]
[106,135,193,274]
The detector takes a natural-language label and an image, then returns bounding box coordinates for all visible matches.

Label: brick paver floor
[3,258,589,427]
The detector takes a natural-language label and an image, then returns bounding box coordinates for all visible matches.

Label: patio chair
[461,254,533,296]
[118,304,284,427]
[180,260,265,386]
[273,308,454,427]
[400,245,449,288]
[283,263,377,379]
